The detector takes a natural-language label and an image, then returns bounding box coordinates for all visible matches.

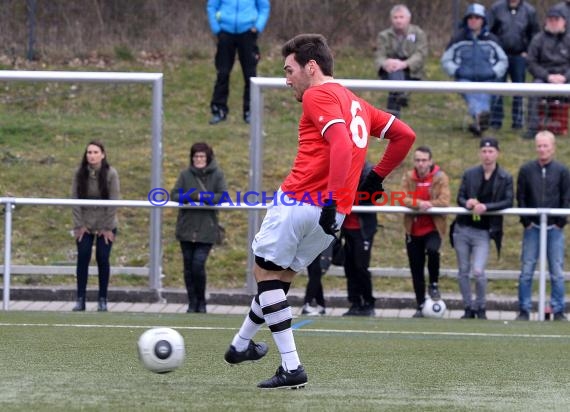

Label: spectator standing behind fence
[400,146,450,318]
[170,142,228,313]
[516,131,570,321]
[452,137,513,320]
[375,4,428,119]
[523,7,570,139]
[71,140,120,312]
[487,0,539,131]
[441,3,508,137]
[341,162,378,317]
[301,242,334,316]
[206,0,270,125]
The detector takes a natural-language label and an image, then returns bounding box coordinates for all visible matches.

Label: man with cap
[524,6,570,138]
[441,3,508,136]
[452,137,513,319]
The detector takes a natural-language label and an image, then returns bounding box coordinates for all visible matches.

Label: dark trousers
[379,69,412,118]
[210,30,259,116]
[491,54,526,128]
[76,229,116,299]
[304,256,325,307]
[405,231,441,307]
[180,241,212,307]
[343,228,375,306]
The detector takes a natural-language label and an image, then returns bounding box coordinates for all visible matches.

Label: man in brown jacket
[401,146,450,317]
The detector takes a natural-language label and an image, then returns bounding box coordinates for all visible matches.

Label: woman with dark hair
[170,142,227,313]
[71,140,120,312]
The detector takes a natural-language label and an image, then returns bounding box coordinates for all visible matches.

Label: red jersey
[281,82,415,214]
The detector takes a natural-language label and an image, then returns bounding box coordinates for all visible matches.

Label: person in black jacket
[453,137,513,320]
[341,162,378,317]
[524,7,570,139]
[516,131,570,321]
[488,0,539,130]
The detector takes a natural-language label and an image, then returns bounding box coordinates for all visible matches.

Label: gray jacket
[71,166,120,231]
[527,29,570,82]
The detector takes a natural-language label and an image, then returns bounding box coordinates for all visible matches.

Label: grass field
[1,311,570,411]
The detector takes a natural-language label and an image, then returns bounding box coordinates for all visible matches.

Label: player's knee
[255,255,285,271]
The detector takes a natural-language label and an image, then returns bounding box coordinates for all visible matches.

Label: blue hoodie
[207,0,270,35]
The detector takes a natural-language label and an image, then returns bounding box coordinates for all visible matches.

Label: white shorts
[252,189,345,273]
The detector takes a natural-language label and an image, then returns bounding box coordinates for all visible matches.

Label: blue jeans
[459,79,491,117]
[490,55,526,128]
[519,225,566,314]
[76,229,116,299]
[453,224,490,310]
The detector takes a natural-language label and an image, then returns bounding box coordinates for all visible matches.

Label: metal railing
[1,196,568,321]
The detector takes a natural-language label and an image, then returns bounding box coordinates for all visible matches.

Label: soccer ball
[422,298,447,319]
[137,327,185,373]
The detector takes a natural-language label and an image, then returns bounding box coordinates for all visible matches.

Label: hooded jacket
[170,158,228,244]
[527,27,570,82]
[401,164,450,238]
[441,16,508,81]
[206,0,270,35]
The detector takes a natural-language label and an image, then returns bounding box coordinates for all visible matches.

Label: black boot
[97,297,107,312]
[72,297,86,312]
[195,300,207,313]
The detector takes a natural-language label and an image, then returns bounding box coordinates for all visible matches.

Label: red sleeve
[323,122,352,200]
[372,118,416,178]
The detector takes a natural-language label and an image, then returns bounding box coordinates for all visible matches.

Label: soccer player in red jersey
[224,33,416,389]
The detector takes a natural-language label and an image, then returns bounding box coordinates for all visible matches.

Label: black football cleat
[224,340,268,365]
[257,365,308,389]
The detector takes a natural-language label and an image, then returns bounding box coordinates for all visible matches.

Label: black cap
[547,7,565,19]
[480,137,499,150]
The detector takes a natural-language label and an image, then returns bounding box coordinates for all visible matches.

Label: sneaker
[428,284,441,300]
[224,340,268,365]
[468,123,482,137]
[553,312,567,321]
[342,304,361,316]
[461,308,475,319]
[478,111,490,131]
[301,303,325,316]
[358,303,375,317]
[476,308,487,320]
[257,365,308,389]
[244,111,251,124]
[516,311,530,321]
[412,309,424,318]
[209,112,227,125]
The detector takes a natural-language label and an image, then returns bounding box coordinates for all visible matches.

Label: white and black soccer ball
[422,298,447,319]
[137,327,185,373]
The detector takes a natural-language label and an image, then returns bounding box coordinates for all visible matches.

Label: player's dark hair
[76,140,111,199]
[190,142,214,165]
[281,33,334,76]
[415,145,432,159]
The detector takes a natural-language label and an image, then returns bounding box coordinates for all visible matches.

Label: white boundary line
[1,322,569,340]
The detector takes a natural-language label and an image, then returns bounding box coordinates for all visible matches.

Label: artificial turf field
[1,311,569,411]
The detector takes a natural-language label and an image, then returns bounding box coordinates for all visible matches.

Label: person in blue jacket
[206,0,270,125]
[441,3,508,137]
